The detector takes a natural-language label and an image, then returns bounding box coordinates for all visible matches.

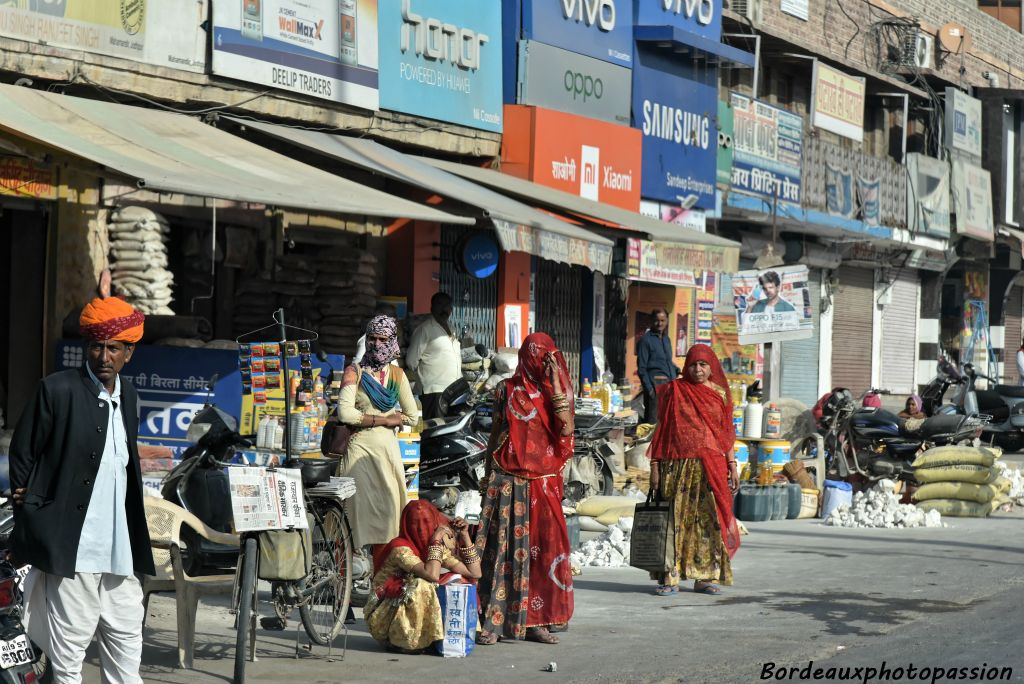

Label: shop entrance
[0,207,48,427]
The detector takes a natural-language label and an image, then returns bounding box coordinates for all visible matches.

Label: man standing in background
[11,295,154,684]
[407,292,462,420]
[637,308,679,424]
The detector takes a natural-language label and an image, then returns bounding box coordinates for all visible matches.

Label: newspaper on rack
[308,476,357,501]
[227,467,308,532]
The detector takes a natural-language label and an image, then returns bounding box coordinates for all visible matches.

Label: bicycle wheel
[299,500,352,645]
[234,536,258,684]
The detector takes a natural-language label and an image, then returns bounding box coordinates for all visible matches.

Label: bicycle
[229,463,355,684]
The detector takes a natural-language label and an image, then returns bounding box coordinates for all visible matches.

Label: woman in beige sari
[337,315,419,548]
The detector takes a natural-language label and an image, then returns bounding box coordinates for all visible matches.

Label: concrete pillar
[496,250,530,348]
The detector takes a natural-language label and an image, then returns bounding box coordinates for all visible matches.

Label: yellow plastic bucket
[760,440,791,465]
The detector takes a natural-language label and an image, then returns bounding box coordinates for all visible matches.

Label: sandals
[525,627,559,645]
[694,582,722,595]
[548,623,569,634]
[654,584,679,596]
[476,631,500,646]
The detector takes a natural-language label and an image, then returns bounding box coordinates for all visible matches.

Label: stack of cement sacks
[912,446,1012,517]
[107,207,174,315]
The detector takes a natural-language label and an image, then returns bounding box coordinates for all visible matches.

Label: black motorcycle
[0,504,49,683]
[819,387,985,482]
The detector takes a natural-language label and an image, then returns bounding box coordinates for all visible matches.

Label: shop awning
[0,84,471,224]
[222,117,614,272]
[422,158,741,273]
[634,26,756,67]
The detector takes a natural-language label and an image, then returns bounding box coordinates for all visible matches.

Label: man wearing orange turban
[11,295,152,683]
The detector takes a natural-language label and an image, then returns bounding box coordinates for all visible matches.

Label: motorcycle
[819,387,986,483]
[563,411,619,505]
[0,503,49,683]
[949,363,1024,452]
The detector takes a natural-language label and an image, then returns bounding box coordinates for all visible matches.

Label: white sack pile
[825,480,944,529]
[570,517,633,568]
[993,462,1024,505]
[107,207,174,315]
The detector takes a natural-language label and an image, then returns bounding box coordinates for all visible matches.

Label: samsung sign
[380,0,503,131]
[634,0,721,40]
[632,59,718,208]
[518,40,631,125]
[521,0,633,67]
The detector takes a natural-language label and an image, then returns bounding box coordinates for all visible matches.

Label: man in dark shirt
[637,308,680,424]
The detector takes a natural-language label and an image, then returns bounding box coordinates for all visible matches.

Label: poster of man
[733,265,814,343]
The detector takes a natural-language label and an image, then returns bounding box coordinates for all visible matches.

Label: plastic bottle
[273,418,284,450]
[758,447,775,486]
[255,415,268,449]
[610,384,621,413]
[732,405,745,437]
[743,395,764,440]
[582,378,592,398]
[764,403,783,438]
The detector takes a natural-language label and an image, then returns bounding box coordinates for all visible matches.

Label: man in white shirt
[406,292,462,419]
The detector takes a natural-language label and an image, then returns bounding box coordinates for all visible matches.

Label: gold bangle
[426,545,444,563]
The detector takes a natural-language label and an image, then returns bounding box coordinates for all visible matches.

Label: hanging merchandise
[107,206,175,315]
[963,300,998,382]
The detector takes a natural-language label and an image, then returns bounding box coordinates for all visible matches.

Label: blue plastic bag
[435,582,478,658]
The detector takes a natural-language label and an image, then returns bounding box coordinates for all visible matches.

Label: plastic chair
[142,497,239,669]
[790,434,827,490]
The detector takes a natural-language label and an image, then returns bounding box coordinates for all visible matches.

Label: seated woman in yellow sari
[364,500,482,653]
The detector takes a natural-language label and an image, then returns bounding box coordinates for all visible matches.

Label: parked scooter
[0,503,49,682]
[818,387,986,483]
[951,363,1024,451]
[563,412,619,505]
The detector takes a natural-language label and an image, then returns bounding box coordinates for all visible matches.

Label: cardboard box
[398,437,421,464]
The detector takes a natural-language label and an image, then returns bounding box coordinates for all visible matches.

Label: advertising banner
[378,0,502,131]
[717,99,734,186]
[212,0,379,110]
[944,87,982,163]
[639,199,707,232]
[730,92,802,204]
[626,238,737,284]
[494,219,614,273]
[633,0,720,40]
[0,0,206,72]
[0,157,56,200]
[517,40,631,126]
[826,162,856,218]
[503,104,642,210]
[811,61,865,142]
[858,175,881,226]
[711,313,762,390]
[521,0,632,67]
[695,273,716,345]
[632,58,717,209]
[906,153,950,239]
[952,159,994,242]
[731,265,814,344]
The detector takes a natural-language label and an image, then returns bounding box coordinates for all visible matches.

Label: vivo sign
[401,0,489,70]
[634,0,721,41]
[521,0,633,67]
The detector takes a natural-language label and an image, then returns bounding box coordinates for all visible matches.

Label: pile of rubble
[825,480,944,529]
[570,517,633,568]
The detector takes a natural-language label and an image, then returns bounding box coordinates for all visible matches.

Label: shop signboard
[212,0,379,110]
[517,40,631,126]
[494,219,613,273]
[0,157,56,200]
[632,59,717,209]
[906,153,950,239]
[952,159,994,242]
[520,0,633,67]
[717,99,734,186]
[459,232,500,278]
[639,199,707,232]
[781,0,809,20]
[502,104,642,210]
[729,93,802,204]
[731,265,814,344]
[0,0,206,72]
[625,238,736,285]
[711,313,763,390]
[378,0,502,131]
[944,87,982,163]
[811,61,865,142]
[633,0,720,40]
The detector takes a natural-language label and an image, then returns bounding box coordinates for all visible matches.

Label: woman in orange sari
[648,344,741,596]
[476,333,575,645]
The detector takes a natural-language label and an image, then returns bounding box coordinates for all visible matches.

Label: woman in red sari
[476,333,575,645]
[648,344,741,596]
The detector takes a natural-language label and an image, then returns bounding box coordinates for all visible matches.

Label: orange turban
[79,296,145,343]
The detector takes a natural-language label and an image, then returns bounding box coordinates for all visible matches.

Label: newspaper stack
[309,476,357,500]
[107,206,175,315]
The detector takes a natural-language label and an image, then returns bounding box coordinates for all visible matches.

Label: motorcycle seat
[900,414,962,439]
[995,384,1024,399]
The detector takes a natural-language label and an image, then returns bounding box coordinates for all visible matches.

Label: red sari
[476,333,575,637]
[650,344,740,560]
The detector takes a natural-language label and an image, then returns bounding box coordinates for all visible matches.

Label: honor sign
[517,40,632,126]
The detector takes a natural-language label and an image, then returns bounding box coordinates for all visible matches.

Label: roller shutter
[831,266,875,396]
[534,259,582,392]
[439,225,497,350]
[780,270,821,407]
[880,270,919,394]
[1005,286,1023,384]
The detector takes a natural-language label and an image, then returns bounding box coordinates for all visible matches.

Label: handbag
[435,581,478,658]
[321,366,362,457]
[258,525,313,581]
[629,485,676,574]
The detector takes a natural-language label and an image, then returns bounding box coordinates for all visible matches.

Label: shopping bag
[435,582,478,658]
[629,488,676,574]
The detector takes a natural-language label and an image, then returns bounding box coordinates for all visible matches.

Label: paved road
[79,505,1024,683]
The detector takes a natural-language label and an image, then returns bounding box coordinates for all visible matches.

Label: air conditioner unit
[902,31,934,70]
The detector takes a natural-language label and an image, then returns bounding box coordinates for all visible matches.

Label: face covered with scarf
[363,315,400,372]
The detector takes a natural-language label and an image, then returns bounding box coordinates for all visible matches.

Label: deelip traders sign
[380,0,502,131]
